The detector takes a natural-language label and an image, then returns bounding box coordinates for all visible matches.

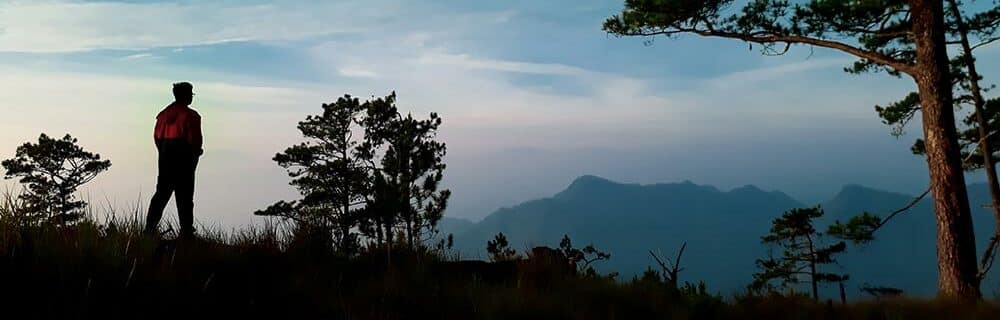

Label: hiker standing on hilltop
[145,82,203,239]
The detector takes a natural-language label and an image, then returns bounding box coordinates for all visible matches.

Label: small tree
[559,234,612,278]
[486,232,519,262]
[861,284,905,300]
[255,95,369,254]
[2,134,111,225]
[751,207,848,301]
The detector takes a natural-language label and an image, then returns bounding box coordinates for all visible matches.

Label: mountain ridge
[441,175,999,298]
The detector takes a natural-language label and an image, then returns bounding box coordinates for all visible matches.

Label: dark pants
[146,142,199,238]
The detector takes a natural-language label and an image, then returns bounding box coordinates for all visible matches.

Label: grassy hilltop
[0,210,998,319]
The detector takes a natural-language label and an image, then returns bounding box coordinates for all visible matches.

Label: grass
[1,192,1000,319]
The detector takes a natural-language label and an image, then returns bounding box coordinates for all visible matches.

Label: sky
[1,0,999,228]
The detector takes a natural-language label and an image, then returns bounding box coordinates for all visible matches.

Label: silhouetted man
[146,82,203,239]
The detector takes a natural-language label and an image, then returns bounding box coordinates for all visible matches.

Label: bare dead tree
[650,241,687,290]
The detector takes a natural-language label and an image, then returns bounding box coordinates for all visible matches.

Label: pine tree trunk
[810,261,818,301]
[948,0,1000,285]
[405,213,414,251]
[342,194,352,253]
[340,223,350,253]
[807,237,819,301]
[376,219,383,246]
[839,281,846,305]
[385,216,394,246]
[385,214,393,266]
[910,0,981,300]
[402,171,414,251]
[341,148,352,253]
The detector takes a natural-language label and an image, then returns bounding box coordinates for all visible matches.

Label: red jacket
[154,102,203,154]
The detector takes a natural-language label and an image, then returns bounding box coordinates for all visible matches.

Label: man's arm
[153,116,163,149]
[189,113,204,156]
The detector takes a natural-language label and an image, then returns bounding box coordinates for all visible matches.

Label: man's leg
[145,153,176,235]
[175,156,198,239]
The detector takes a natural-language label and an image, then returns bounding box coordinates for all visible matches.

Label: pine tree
[874,1,1000,284]
[2,133,111,225]
[256,95,369,253]
[359,93,450,251]
[487,232,519,262]
[751,207,848,301]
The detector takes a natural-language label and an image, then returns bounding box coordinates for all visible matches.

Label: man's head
[172,82,194,105]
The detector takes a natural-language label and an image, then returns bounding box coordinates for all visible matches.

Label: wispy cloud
[305,36,689,148]
[702,58,852,89]
[0,1,390,52]
[338,67,379,78]
[121,53,155,60]
[417,52,593,76]
[491,10,518,23]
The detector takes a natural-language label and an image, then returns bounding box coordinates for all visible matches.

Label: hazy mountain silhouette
[819,183,998,297]
[444,176,1000,298]
[448,175,802,295]
[438,216,476,236]
[818,184,938,297]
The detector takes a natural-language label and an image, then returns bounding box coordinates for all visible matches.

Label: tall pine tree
[359,93,450,251]
[256,95,369,253]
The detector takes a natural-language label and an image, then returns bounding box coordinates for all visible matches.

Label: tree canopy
[2,134,111,225]
[605,0,998,78]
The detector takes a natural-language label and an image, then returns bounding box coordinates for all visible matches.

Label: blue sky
[1,0,997,227]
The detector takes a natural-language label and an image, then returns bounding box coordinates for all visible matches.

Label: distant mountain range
[439,175,1000,298]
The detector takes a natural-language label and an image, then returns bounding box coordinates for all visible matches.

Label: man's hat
[173,82,194,96]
